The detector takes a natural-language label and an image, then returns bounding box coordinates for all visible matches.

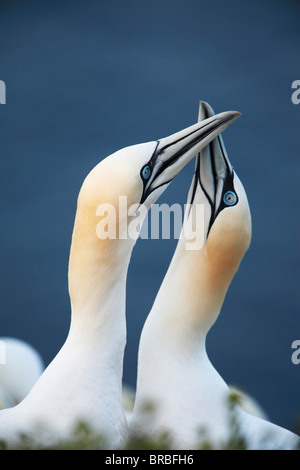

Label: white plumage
[130,102,300,450]
[0,337,44,410]
[0,110,238,448]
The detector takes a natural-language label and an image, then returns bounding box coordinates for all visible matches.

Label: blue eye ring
[223,190,237,206]
[141,165,151,180]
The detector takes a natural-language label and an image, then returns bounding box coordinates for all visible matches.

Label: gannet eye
[141,165,151,180]
[223,190,237,206]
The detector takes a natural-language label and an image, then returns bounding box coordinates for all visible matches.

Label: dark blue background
[0,0,299,432]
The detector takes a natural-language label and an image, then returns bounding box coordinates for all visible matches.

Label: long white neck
[139,240,235,354]
[12,193,134,447]
[65,191,136,373]
[134,239,233,407]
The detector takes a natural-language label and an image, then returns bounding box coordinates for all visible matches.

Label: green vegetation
[0,393,299,450]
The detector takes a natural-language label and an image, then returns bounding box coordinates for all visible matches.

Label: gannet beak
[140,109,241,204]
[195,101,237,235]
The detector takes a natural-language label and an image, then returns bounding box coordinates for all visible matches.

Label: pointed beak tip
[228,110,241,117]
[225,110,242,125]
[198,102,242,125]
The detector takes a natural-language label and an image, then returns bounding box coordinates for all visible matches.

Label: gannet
[130,102,300,450]
[0,109,240,449]
[0,337,44,409]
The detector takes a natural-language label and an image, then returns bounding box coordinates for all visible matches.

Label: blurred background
[0,0,299,433]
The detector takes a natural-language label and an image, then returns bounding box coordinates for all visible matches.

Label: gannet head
[193,102,252,280]
[69,110,241,312]
[76,110,241,242]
